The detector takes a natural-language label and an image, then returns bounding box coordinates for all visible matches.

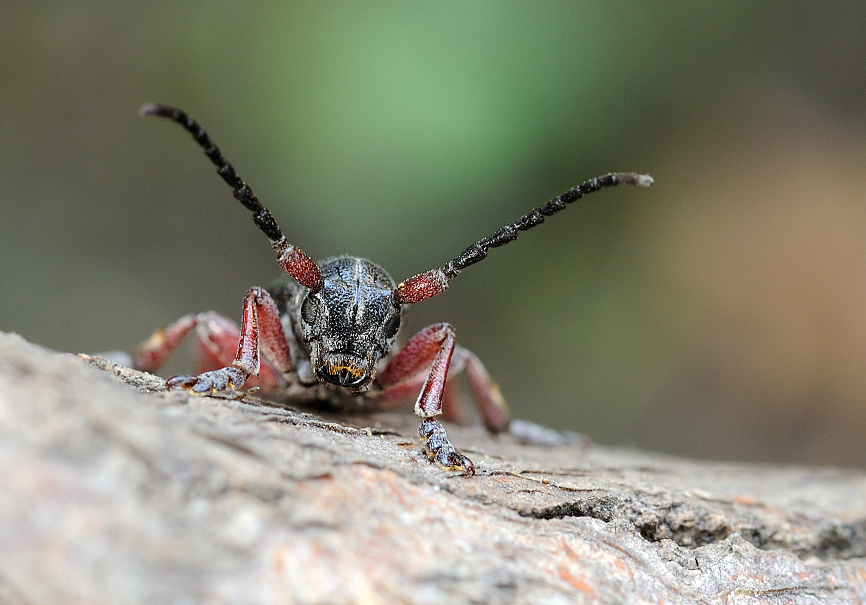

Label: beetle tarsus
[166,366,247,393]
[419,417,475,475]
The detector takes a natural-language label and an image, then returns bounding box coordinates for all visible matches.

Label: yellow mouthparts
[328,364,364,378]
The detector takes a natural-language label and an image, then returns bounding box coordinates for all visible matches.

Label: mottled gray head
[298,256,402,391]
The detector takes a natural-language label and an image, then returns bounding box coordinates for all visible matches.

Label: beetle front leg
[377,323,474,474]
[166,287,293,394]
[132,312,285,388]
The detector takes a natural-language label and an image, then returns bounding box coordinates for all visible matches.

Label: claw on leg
[419,417,475,475]
[166,366,247,394]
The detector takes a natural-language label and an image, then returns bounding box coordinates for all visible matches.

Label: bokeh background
[1,2,863,467]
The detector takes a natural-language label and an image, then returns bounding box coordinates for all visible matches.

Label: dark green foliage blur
[1,2,863,466]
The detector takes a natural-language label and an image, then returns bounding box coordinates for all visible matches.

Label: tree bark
[0,331,864,604]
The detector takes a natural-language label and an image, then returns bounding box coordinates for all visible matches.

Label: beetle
[131,103,653,475]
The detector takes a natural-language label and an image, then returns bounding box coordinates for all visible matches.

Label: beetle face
[298,257,401,392]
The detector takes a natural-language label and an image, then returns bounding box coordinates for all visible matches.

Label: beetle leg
[373,372,427,410]
[133,313,199,373]
[188,313,287,388]
[452,347,511,434]
[440,377,466,425]
[377,323,474,474]
[445,352,512,431]
[418,417,474,475]
[376,343,511,434]
[373,372,467,428]
[189,314,249,374]
[132,311,285,388]
[165,287,293,394]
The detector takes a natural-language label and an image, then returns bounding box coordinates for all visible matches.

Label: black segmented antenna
[139,103,284,245]
[441,172,653,280]
[394,172,653,304]
[140,103,324,291]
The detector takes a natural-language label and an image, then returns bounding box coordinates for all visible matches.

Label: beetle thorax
[297,256,402,391]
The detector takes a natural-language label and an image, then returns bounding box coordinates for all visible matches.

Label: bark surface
[0,331,864,604]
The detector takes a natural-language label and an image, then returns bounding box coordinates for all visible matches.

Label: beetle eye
[300,295,319,324]
[382,313,401,339]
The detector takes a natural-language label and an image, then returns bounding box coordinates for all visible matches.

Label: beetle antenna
[139,104,323,291]
[394,172,653,304]
[139,104,285,243]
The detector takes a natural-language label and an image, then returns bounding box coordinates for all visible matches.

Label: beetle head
[298,257,401,392]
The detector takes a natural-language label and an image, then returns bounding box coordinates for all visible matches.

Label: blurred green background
[1,2,863,467]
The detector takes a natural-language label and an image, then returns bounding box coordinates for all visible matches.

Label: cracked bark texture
[1,331,864,605]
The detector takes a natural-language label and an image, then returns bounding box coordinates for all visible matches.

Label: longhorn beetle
[132,104,653,475]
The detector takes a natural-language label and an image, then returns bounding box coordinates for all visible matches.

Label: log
[0,331,864,604]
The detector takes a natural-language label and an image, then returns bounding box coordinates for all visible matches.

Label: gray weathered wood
[0,332,864,604]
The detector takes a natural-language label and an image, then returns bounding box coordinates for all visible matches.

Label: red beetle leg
[163,287,293,394]
[377,323,474,474]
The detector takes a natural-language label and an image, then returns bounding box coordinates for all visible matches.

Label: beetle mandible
[132,104,653,475]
